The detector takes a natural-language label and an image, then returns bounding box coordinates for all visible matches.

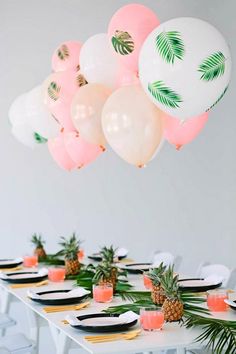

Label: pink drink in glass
[207,290,228,311]
[23,255,38,267]
[140,308,164,331]
[93,284,113,303]
[143,274,152,289]
[48,268,66,282]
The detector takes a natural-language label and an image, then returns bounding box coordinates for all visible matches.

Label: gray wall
[1,0,235,275]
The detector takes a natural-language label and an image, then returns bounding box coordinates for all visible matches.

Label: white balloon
[139,17,232,119]
[80,33,121,89]
[8,93,28,126]
[11,124,38,149]
[25,86,60,139]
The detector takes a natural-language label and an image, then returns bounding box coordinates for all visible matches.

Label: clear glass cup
[93,283,113,303]
[48,267,66,282]
[207,289,229,312]
[23,255,38,268]
[140,306,164,331]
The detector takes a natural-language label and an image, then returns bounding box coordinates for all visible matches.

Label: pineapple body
[151,284,166,305]
[65,258,80,276]
[162,298,184,322]
[34,247,46,259]
[99,267,117,289]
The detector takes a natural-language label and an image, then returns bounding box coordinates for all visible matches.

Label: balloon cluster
[9,4,231,170]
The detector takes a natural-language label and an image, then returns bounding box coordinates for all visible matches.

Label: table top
[0,268,235,354]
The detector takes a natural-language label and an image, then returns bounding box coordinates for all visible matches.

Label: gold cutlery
[44,301,90,313]
[0,266,23,272]
[10,280,48,289]
[85,329,141,343]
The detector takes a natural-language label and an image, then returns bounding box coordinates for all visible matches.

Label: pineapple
[100,246,117,263]
[161,266,184,322]
[148,263,167,305]
[59,233,81,276]
[93,262,118,289]
[31,233,46,259]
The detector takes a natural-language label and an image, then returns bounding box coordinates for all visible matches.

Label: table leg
[26,307,40,354]
[177,348,186,354]
[0,289,12,337]
[48,323,72,354]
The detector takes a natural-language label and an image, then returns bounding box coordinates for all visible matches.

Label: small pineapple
[161,266,184,322]
[31,233,46,259]
[93,262,118,289]
[100,246,117,263]
[148,262,167,305]
[59,233,81,276]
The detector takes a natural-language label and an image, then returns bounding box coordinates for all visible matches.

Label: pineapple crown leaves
[100,245,118,264]
[93,261,117,284]
[160,265,181,300]
[31,233,45,248]
[59,232,81,260]
[148,262,167,286]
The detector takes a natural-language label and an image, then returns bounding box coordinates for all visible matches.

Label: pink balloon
[48,132,77,171]
[42,70,80,131]
[108,4,159,73]
[64,131,105,168]
[163,113,209,150]
[51,41,82,72]
[116,65,139,88]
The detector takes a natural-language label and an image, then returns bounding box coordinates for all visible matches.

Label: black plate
[121,263,152,274]
[0,259,23,269]
[29,289,89,305]
[70,313,138,332]
[178,278,222,292]
[230,301,236,311]
[1,272,48,284]
[88,253,127,262]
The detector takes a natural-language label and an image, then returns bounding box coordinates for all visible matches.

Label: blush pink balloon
[51,41,82,72]
[108,4,159,73]
[163,112,209,150]
[116,65,140,88]
[42,70,80,131]
[48,132,78,171]
[64,131,105,168]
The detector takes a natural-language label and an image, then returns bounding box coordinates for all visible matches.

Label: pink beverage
[93,284,113,303]
[48,268,66,282]
[207,290,228,311]
[77,249,85,262]
[143,274,152,289]
[23,255,38,267]
[140,308,164,331]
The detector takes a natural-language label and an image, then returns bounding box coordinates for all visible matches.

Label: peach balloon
[64,131,105,168]
[48,132,77,171]
[164,113,208,150]
[51,41,82,72]
[108,3,160,73]
[102,85,164,167]
[71,83,111,146]
[116,65,139,88]
[42,71,80,131]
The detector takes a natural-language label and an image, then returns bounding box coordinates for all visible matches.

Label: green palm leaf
[48,81,60,101]
[198,51,226,81]
[57,44,69,61]
[34,132,47,144]
[206,85,228,111]
[148,80,182,108]
[111,30,134,55]
[156,31,184,64]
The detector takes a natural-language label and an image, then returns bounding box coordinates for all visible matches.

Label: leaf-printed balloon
[47,81,61,101]
[206,85,228,111]
[155,31,184,64]
[148,81,182,108]
[111,30,134,55]
[76,73,88,87]
[198,51,226,81]
[34,132,48,144]
[57,44,70,61]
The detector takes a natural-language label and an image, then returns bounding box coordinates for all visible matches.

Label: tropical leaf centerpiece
[59,233,81,276]
[111,30,134,55]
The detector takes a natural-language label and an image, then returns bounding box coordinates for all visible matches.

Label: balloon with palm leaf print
[139,17,231,120]
[51,41,82,72]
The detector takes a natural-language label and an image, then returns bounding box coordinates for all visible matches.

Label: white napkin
[0,272,8,279]
[38,268,48,276]
[27,290,41,299]
[204,275,224,285]
[115,248,128,258]
[66,310,139,326]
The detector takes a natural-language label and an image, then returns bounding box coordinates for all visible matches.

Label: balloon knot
[78,164,84,170]
[176,144,182,151]
[60,127,64,133]
[137,164,144,168]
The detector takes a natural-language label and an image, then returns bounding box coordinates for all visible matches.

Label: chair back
[198,263,230,287]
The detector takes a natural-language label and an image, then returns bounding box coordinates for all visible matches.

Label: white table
[0,273,235,354]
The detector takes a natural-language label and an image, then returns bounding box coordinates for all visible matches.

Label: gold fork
[44,301,90,313]
[11,280,48,289]
[85,329,141,343]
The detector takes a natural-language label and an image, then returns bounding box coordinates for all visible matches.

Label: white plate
[80,317,126,327]
[8,273,41,280]
[178,280,213,287]
[0,258,23,266]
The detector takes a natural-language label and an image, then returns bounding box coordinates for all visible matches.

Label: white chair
[152,251,182,271]
[0,333,35,354]
[197,263,231,287]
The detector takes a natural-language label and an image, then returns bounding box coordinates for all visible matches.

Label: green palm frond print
[206,85,228,112]
[148,81,182,108]
[57,44,69,61]
[198,51,226,81]
[76,73,88,87]
[111,30,134,55]
[48,81,60,101]
[34,132,47,144]
[156,31,184,64]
